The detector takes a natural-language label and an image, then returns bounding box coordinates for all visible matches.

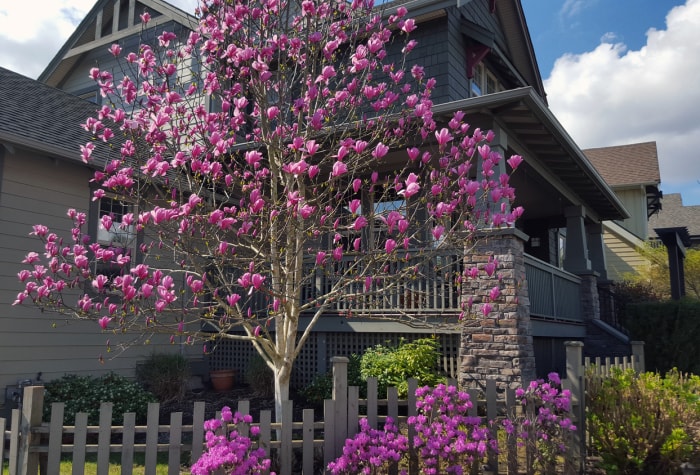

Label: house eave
[433,87,630,221]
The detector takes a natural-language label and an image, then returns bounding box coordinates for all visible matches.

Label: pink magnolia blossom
[98,316,112,330]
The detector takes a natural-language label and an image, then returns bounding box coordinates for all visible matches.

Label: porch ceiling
[433,87,629,222]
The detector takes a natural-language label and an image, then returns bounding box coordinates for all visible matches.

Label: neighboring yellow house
[584,142,662,282]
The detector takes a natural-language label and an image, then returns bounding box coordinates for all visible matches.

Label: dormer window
[470,63,502,97]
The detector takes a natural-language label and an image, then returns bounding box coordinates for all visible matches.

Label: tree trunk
[273,363,291,423]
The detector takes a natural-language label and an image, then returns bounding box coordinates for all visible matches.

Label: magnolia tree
[15,0,523,414]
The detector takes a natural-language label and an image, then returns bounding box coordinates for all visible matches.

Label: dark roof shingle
[649,193,700,240]
[583,142,661,187]
[0,66,98,163]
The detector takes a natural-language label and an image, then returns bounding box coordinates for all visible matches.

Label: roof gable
[583,142,661,188]
[39,0,196,88]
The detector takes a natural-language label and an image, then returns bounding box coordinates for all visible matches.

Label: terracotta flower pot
[209,369,235,392]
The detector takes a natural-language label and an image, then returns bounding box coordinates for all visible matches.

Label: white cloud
[559,0,598,20]
[545,0,700,203]
[0,0,198,79]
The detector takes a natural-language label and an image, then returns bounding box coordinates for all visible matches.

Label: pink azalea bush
[502,372,577,474]
[328,381,575,475]
[190,380,574,474]
[190,407,274,475]
[327,417,408,475]
[409,384,496,474]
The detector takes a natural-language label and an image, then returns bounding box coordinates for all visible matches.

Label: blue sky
[1,0,699,205]
[522,1,683,76]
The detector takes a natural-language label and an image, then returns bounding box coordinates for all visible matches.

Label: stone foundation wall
[460,229,536,390]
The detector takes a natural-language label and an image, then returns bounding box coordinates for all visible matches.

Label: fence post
[565,341,585,475]
[630,341,645,373]
[18,386,44,475]
[332,356,349,460]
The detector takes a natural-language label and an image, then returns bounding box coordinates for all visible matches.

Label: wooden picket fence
[2,341,644,475]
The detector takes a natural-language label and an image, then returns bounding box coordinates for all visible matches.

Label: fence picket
[280,400,293,475]
[302,408,315,475]
[145,402,160,475]
[9,409,19,475]
[47,402,64,471]
[191,401,205,464]
[0,417,5,471]
[323,399,335,468]
[165,412,180,475]
[259,409,272,460]
[121,412,136,475]
[366,377,378,429]
[387,386,398,424]
[505,388,518,475]
[73,412,88,475]
[348,385,359,437]
[97,402,112,475]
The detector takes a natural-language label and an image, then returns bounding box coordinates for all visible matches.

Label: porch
[295,249,585,324]
[211,247,589,388]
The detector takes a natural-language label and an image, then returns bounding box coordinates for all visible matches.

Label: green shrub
[245,354,274,398]
[586,368,700,474]
[620,298,700,374]
[136,352,190,402]
[299,354,364,405]
[359,337,445,398]
[44,373,157,425]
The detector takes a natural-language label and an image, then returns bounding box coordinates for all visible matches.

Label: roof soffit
[432,87,629,221]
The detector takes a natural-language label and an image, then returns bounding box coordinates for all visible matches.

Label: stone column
[460,228,536,390]
[578,273,600,321]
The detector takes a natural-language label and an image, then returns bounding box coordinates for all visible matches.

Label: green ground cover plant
[43,373,156,425]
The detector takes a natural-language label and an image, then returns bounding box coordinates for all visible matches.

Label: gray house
[0,67,195,419]
[3,0,639,396]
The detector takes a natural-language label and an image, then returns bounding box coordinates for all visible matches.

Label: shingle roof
[0,66,98,163]
[649,193,700,241]
[583,142,661,187]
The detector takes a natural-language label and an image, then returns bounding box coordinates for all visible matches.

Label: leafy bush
[620,298,700,374]
[586,368,700,474]
[299,354,364,405]
[44,373,157,425]
[135,352,190,402]
[245,354,274,398]
[359,337,445,398]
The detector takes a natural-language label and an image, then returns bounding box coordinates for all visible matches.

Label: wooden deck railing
[525,254,583,322]
[300,249,463,315]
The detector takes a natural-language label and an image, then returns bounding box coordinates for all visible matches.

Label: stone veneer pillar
[578,273,600,321]
[460,228,536,390]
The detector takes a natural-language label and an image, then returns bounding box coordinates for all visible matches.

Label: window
[470,63,502,97]
[90,196,137,283]
[97,197,135,247]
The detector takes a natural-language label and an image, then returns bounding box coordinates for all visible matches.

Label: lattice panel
[207,331,460,388]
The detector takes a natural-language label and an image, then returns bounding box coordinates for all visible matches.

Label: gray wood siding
[401,18,451,105]
[0,149,186,404]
